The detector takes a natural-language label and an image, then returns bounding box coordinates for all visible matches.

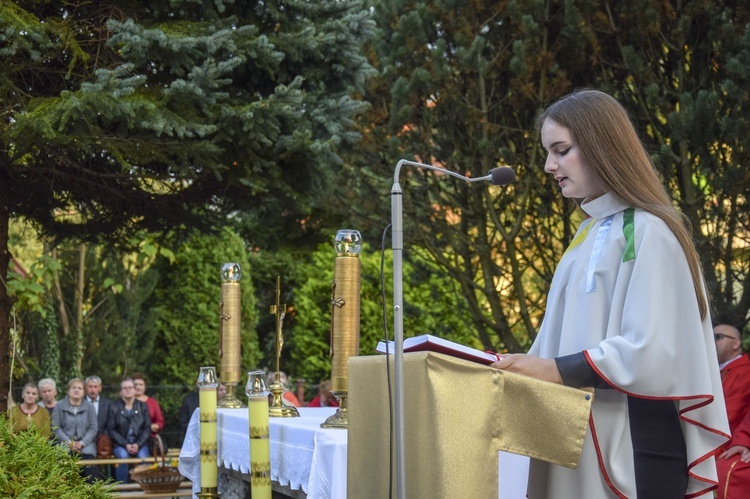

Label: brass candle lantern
[268,276,300,417]
[246,370,272,499]
[322,229,362,428]
[219,263,245,408]
[197,366,220,498]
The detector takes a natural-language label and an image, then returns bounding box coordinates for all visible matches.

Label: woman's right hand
[491,354,564,384]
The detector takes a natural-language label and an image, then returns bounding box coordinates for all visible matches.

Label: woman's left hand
[491,354,563,384]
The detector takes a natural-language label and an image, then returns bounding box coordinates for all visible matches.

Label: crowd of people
[7,373,168,484]
[277,372,338,409]
[7,371,329,484]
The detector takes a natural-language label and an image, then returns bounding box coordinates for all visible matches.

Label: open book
[375,334,499,366]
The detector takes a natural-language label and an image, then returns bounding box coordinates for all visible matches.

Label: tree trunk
[74,243,86,373]
[0,169,14,413]
[51,247,71,337]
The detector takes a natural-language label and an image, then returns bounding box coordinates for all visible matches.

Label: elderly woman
[37,377,58,412]
[8,382,50,438]
[51,377,101,482]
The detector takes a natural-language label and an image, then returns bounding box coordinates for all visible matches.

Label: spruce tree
[0,0,374,411]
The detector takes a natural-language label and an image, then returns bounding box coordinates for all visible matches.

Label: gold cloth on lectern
[348,351,593,498]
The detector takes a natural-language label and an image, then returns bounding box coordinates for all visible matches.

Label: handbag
[96,433,112,459]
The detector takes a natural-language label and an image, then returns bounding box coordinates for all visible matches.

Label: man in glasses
[715,324,750,498]
[715,324,750,433]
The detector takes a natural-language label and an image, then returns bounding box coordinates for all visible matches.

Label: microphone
[388,158,515,499]
[392,160,516,186]
[488,166,516,186]
[465,166,516,185]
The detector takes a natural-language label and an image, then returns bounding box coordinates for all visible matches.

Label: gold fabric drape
[348,352,592,498]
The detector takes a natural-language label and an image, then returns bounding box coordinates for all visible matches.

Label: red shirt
[721,353,750,433]
[144,396,165,436]
[307,395,339,407]
[282,391,301,407]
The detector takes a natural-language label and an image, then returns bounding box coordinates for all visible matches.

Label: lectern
[348,352,593,498]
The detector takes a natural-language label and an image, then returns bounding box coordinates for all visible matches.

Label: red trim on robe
[588,414,627,498]
[583,350,727,497]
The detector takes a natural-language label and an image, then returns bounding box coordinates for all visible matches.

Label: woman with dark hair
[51,378,101,482]
[492,89,729,498]
[8,382,50,438]
[108,377,151,483]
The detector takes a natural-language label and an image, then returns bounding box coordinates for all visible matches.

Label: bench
[112,481,192,498]
[78,455,192,498]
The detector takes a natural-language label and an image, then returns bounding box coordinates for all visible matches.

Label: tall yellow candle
[197,366,219,495]
[246,370,271,499]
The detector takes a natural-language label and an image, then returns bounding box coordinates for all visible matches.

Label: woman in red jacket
[132,373,165,446]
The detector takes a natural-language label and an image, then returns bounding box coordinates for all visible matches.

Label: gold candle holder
[246,370,272,499]
[268,276,300,417]
[322,229,362,429]
[219,263,245,408]
[197,366,220,499]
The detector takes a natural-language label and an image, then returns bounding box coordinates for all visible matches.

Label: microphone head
[489,166,516,186]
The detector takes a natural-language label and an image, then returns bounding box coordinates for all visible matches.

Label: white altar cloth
[179,407,345,499]
[179,406,529,498]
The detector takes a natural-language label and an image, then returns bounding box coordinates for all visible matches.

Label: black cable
[379,223,393,499]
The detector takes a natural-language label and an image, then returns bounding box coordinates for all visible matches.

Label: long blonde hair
[537,89,708,319]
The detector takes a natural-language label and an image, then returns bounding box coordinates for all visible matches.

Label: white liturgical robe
[528,193,729,498]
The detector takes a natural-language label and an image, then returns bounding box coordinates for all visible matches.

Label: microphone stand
[390,160,501,499]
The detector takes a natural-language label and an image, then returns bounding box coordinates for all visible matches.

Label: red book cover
[376,334,499,366]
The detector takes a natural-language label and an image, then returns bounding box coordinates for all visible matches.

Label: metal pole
[389,159,512,498]
[390,164,406,499]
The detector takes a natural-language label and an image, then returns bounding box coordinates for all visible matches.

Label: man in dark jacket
[178,390,198,447]
[85,375,112,458]
[108,377,151,483]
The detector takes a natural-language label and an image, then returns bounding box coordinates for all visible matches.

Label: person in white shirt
[492,89,729,498]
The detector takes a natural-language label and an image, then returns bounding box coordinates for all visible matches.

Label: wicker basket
[129,435,184,493]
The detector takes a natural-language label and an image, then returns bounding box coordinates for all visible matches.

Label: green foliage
[0,0,375,409]
[38,300,61,383]
[341,0,750,353]
[3,0,376,247]
[288,241,477,384]
[6,257,59,317]
[76,245,162,384]
[146,228,260,386]
[5,0,750,406]
[7,251,62,382]
[345,0,577,352]
[0,415,114,498]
